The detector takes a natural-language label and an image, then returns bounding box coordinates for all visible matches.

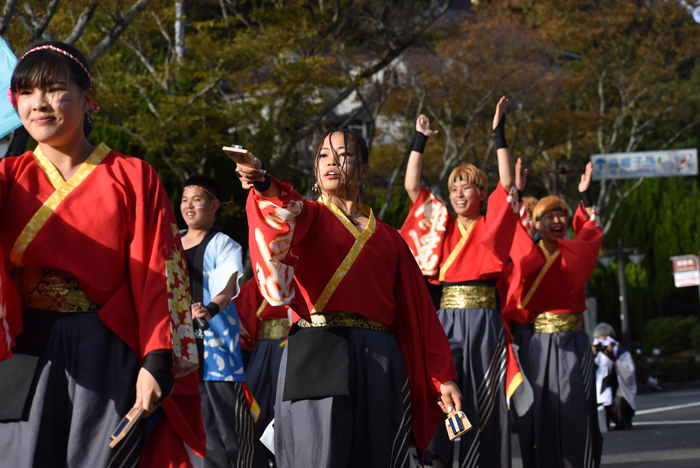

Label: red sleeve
[0,158,22,361]
[559,204,603,293]
[0,247,21,362]
[480,183,520,262]
[234,278,263,351]
[389,227,457,452]
[246,177,316,319]
[124,165,197,376]
[399,186,449,277]
[501,223,537,325]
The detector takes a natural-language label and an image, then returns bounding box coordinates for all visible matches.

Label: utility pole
[599,238,644,350]
[616,237,631,350]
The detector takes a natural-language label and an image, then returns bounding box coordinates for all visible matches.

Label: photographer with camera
[593,323,637,431]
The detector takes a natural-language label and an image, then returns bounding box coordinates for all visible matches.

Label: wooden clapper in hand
[222,145,257,167]
[109,407,144,448]
[442,394,472,441]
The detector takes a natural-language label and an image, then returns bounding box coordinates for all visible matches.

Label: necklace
[340,207,361,225]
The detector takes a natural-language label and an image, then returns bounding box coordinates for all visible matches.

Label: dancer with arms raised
[401,97,521,468]
[502,163,603,468]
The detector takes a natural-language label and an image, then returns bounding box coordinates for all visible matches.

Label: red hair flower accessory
[7,88,17,109]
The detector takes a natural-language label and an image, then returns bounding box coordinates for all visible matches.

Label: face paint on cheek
[194,204,207,209]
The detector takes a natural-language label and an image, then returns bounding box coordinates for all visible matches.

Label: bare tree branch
[87,0,153,63]
[378,84,428,219]
[0,0,18,35]
[162,77,223,125]
[64,0,99,45]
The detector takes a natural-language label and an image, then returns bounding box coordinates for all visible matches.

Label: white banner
[591,149,698,180]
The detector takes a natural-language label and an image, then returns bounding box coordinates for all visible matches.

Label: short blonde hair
[447,164,488,210]
[532,195,570,221]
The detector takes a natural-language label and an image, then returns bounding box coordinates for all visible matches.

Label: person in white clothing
[593,323,636,430]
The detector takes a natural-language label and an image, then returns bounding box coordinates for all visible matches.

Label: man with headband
[502,162,604,468]
[180,175,256,468]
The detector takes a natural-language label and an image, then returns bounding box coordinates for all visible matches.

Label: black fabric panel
[0,310,64,421]
[282,326,350,401]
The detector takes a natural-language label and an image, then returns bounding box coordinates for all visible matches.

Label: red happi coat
[246,177,457,451]
[0,247,20,361]
[502,204,603,324]
[234,277,289,351]
[0,144,205,467]
[399,184,519,284]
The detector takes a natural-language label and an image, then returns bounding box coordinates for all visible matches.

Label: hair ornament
[7,89,17,109]
[21,45,94,90]
[185,185,218,200]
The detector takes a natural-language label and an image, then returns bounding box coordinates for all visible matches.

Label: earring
[312,183,320,198]
[86,113,93,127]
[361,179,366,190]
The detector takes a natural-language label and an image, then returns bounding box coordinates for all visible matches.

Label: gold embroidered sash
[534,312,583,333]
[518,240,560,310]
[11,143,111,266]
[311,196,376,314]
[440,285,497,310]
[257,318,290,340]
[439,218,478,282]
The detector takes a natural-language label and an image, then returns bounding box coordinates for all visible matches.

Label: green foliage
[690,323,700,351]
[642,316,699,355]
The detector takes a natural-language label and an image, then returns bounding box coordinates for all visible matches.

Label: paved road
[511,388,700,467]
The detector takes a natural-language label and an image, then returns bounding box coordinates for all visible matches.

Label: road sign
[671,255,700,288]
[591,149,698,180]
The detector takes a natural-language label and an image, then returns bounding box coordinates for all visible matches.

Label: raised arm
[579,162,594,218]
[404,114,438,204]
[493,96,514,193]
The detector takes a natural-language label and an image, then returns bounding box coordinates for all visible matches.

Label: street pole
[617,236,632,350]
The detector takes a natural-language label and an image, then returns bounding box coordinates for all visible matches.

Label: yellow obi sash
[257,318,290,341]
[440,285,498,310]
[12,266,101,313]
[296,311,391,335]
[534,312,583,333]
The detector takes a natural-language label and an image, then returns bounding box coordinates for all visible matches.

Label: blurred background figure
[593,322,637,431]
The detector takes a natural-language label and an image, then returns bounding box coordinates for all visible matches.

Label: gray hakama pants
[244,338,285,468]
[189,380,255,468]
[274,328,412,468]
[517,330,602,468]
[430,307,510,468]
[0,313,142,468]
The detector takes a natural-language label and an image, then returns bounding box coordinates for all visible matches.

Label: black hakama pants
[430,307,510,468]
[517,330,603,468]
[188,380,255,468]
[0,312,143,468]
[274,328,412,468]
[244,338,285,468]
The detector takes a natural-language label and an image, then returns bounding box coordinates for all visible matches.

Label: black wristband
[142,349,174,402]
[412,132,428,154]
[254,174,272,192]
[581,189,594,208]
[205,302,220,318]
[494,115,507,149]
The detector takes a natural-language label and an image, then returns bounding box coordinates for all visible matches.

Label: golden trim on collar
[11,143,111,266]
[439,217,479,282]
[312,197,377,314]
[518,240,561,310]
[318,195,373,239]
